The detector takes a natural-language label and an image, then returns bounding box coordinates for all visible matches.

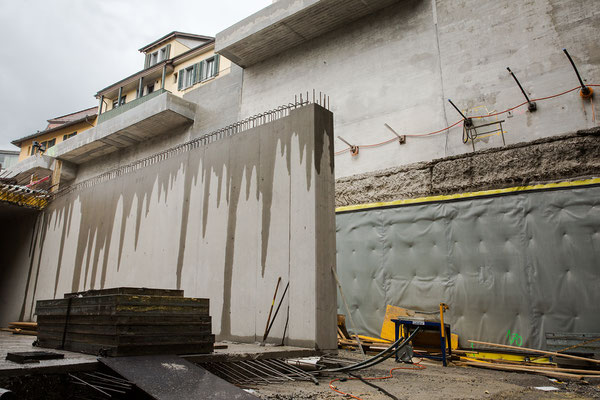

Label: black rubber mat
[100,355,258,400]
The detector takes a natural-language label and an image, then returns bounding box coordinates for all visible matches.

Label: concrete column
[137,78,144,99]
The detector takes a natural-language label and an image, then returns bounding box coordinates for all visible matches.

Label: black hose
[324,327,422,373]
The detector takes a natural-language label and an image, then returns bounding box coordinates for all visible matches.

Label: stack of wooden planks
[1,322,38,336]
[35,287,214,357]
[455,340,600,381]
[337,314,392,352]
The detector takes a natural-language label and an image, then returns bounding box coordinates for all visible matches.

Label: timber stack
[35,287,214,356]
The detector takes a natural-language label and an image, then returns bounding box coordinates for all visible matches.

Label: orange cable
[334,84,595,156]
[328,361,426,400]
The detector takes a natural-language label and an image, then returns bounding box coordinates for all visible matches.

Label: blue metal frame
[392,318,452,366]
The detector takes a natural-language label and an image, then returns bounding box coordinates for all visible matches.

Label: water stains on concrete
[16,104,334,346]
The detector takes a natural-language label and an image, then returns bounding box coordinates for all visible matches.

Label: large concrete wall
[1,104,337,349]
[234,0,600,179]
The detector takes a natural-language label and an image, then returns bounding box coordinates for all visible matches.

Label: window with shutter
[177,70,184,90]
[213,54,220,77]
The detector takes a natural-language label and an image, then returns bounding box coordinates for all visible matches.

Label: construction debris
[456,340,600,381]
[35,287,214,356]
[5,351,63,364]
[337,315,391,353]
[1,322,37,336]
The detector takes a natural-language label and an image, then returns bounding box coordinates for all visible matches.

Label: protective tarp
[336,186,600,349]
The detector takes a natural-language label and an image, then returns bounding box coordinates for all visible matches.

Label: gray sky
[0,0,271,150]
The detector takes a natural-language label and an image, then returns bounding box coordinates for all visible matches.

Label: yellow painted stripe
[336,178,600,213]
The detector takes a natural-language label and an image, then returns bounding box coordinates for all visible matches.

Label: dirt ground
[250,350,600,400]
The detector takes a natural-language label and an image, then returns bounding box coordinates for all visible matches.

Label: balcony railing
[98,89,168,124]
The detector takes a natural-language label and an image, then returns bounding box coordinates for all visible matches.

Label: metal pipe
[261,277,282,345]
[506,67,536,111]
[563,48,591,96]
[448,99,473,127]
[117,87,123,107]
[137,77,144,99]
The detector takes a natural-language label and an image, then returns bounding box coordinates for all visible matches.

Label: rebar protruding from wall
[563,49,593,98]
[507,67,537,112]
[337,136,359,156]
[384,123,406,144]
[448,99,473,127]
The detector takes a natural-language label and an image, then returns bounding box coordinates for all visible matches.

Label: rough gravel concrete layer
[335,127,600,207]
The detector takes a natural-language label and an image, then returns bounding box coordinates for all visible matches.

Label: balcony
[97,88,166,124]
[216,0,402,68]
[47,90,196,164]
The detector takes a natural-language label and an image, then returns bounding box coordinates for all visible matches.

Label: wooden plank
[37,314,211,325]
[8,322,38,328]
[64,287,184,298]
[469,340,600,364]
[459,360,600,380]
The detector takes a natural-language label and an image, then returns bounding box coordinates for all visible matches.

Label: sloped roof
[138,31,214,53]
[12,106,98,146]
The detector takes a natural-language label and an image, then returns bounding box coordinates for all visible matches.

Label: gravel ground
[249,350,600,400]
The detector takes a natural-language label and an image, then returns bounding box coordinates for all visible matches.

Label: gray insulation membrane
[335,185,600,350]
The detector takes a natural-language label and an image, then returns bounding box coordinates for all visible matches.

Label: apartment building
[96,31,230,118]
[11,107,97,161]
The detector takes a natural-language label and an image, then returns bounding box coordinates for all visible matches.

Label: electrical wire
[324,327,422,373]
[334,84,598,156]
[329,359,426,400]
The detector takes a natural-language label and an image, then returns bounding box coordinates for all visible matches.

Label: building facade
[11,107,97,162]
[96,32,231,117]
[0,150,18,171]
[2,1,600,349]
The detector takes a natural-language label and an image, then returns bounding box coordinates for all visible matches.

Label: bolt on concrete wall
[1,104,337,350]
[233,0,600,179]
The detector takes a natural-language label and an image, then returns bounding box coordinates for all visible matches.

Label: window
[202,58,216,81]
[144,44,171,68]
[112,95,126,109]
[145,83,155,95]
[176,55,220,91]
[178,66,195,90]
[63,132,77,141]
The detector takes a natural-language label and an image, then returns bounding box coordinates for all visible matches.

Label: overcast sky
[0,0,272,150]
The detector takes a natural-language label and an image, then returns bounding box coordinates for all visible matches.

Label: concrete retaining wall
[1,104,337,349]
[336,127,600,207]
[235,0,600,179]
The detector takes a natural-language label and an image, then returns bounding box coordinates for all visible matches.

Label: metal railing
[97,89,168,124]
[54,91,331,199]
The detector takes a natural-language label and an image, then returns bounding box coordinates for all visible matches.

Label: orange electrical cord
[328,361,426,400]
[334,84,598,156]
